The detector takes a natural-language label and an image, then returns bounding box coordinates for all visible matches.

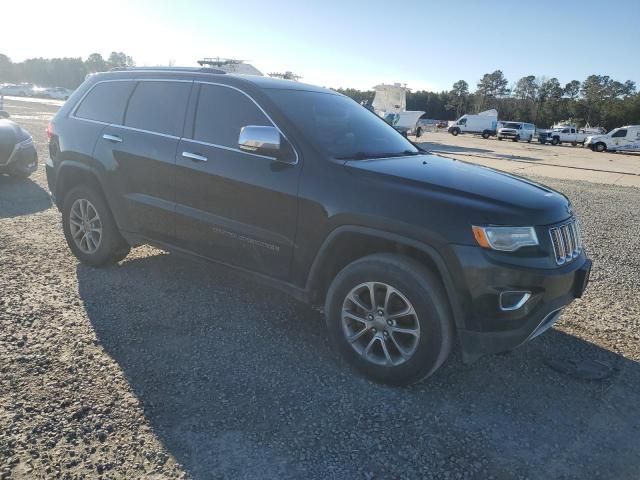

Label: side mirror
[238,125,281,157]
[0,111,9,119]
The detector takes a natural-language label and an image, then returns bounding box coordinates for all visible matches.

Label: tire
[527,135,532,143]
[497,137,502,141]
[512,135,519,142]
[594,142,606,153]
[451,128,460,136]
[481,130,490,139]
[62,185,130,266]
[551,137,560,146]
[416,127,423,138]
[539,139,545,144]
[324,253,454,386]
[571,142,577,147]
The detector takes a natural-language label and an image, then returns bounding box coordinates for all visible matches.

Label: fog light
[499,291,531,311]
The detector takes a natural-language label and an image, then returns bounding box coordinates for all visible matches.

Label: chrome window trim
[69,77,299,165]
[182,138,278,161]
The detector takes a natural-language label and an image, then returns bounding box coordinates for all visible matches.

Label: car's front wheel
[62,185,130,266]
[325,253,454,386]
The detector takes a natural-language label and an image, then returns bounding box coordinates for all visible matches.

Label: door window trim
[70,78,299,164]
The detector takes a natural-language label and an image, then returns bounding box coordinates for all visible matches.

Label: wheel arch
[54,161,109,210]
[305,226,464,331]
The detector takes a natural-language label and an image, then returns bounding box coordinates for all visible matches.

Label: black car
[0,116,38,178]
[45,68,591,385]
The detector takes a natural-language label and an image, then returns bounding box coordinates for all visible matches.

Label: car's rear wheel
[416,127,423,138]
[62,185,130,266]
[325,253,454,386]
[482,130,490,139]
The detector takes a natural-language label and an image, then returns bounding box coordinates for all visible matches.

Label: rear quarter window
[74,81,136,124]
[124,81,192,136]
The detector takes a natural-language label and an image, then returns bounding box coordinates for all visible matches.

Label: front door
[174,83,300,280]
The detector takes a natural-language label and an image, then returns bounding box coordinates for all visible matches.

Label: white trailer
[448,109,499,139]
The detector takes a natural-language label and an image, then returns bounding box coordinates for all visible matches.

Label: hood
[586,134,607,143]
[344,153,572,226]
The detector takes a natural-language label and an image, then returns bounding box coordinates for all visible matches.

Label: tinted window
[265,89,418,159]
[612,129,627,138]
[457,118,467,125]
[124,81,191,136]
[75,81,135,124]
[194,84,271,147]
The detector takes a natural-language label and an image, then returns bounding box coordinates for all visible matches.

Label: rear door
[174,82,300,280]
[93,79,192,243]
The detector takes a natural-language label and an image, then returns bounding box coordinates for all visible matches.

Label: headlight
[472,225,539,252]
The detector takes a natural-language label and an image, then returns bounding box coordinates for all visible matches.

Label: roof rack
[108,66,226,74]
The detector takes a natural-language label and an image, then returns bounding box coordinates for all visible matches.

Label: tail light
[46,121,53,141]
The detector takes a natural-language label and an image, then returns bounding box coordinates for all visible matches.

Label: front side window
[611,129,627,138]
[193,84,271,147]
[124,81,191,136]
[265,89,418,159]
[457,117,467,125]
[75,81,135,124]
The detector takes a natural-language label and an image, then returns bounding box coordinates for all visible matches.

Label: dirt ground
[1,98,640,479]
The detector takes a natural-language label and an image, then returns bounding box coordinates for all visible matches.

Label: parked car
[497,122,536,142]
[0,115,38,178]
[448,109,499,139]
[585,125,640,153]
[45,68,591,385]
[537,125,590,146]
[0,83,33,97]
[43,87,73,100]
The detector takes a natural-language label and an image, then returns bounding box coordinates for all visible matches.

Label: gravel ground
[1,99,640,479]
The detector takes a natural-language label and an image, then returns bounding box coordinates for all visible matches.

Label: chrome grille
[549,219,582,265]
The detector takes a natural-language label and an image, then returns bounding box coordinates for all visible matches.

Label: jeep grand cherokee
[45,67,591,385]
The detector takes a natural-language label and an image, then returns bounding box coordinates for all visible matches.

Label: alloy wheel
[341,282,420,366]
[69,198,102,254]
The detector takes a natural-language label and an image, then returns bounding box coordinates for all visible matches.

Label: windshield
[266,89,418,159]
[503,123,521,129]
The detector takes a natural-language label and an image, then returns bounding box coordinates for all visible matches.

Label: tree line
[1,54,637,130]
[0,52,135,90]
[337,70,639,130]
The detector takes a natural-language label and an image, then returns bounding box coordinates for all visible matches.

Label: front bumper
[440,244,591,361]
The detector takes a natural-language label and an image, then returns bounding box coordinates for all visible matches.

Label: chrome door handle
[182,151,208,162]
[102,134,122,143]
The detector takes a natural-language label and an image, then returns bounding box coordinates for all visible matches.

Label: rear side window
[193,84,271,147]
[124,81,191,136]
[74,81,135,124]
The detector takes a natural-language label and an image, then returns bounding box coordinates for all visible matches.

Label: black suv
[46,68,591,385]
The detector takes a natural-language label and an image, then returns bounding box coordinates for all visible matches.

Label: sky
[3,0,640,92]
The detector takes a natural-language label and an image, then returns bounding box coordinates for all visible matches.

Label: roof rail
[108,66,226,74]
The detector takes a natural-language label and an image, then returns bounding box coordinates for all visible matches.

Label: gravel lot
[1,99,640,479]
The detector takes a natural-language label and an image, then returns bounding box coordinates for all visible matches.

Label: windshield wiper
[336,150,421,160]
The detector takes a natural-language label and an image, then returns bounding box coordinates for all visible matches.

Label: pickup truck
[537,126,589,146]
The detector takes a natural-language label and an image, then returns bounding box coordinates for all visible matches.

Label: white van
[497,122,536,142]
[448,109,498,139]
[585,126,640,153]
